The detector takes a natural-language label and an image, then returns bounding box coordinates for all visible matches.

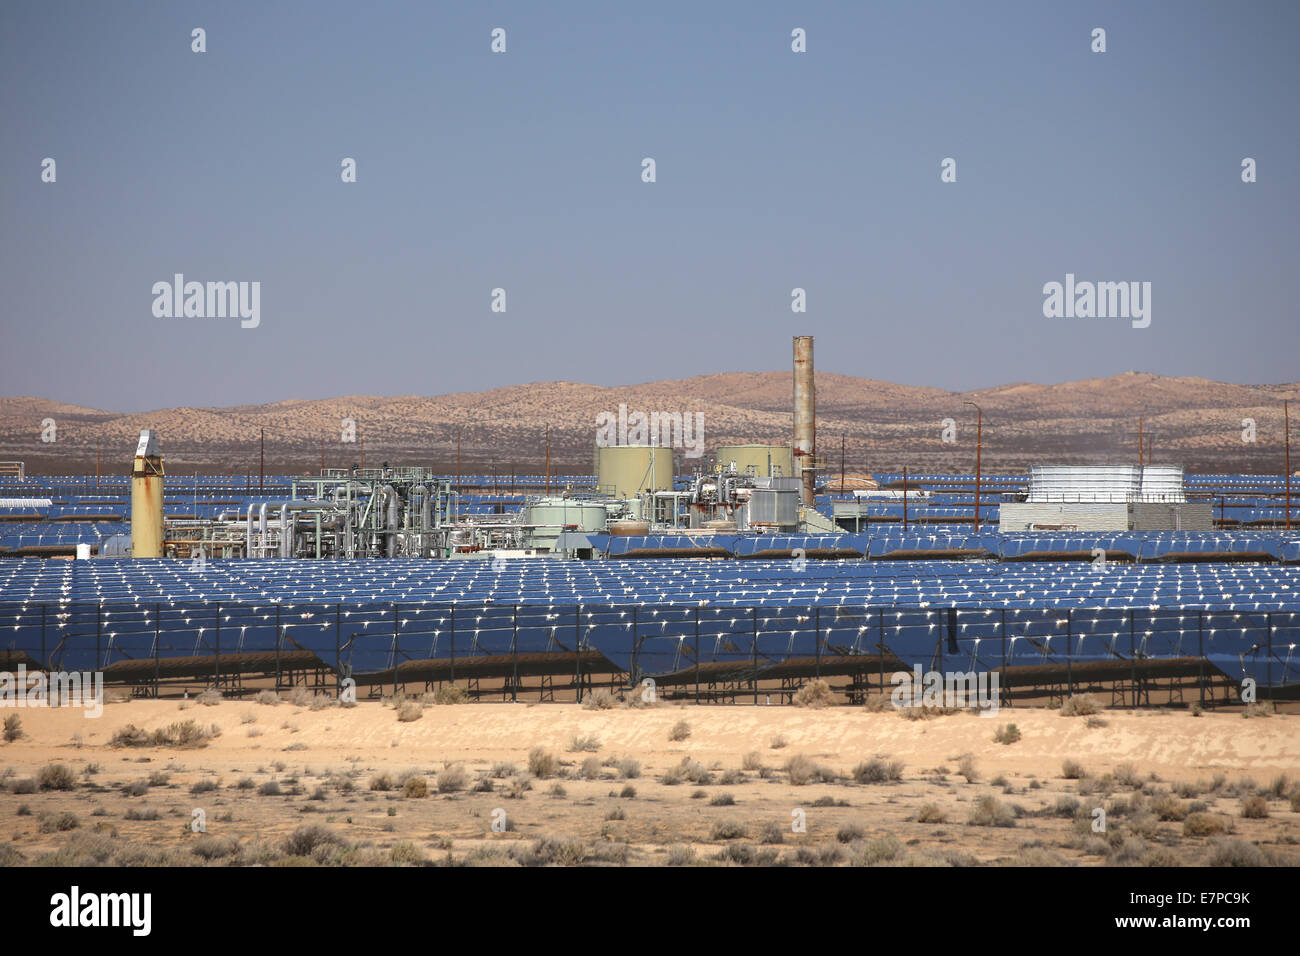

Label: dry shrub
[582,689,616,710]
[390,842,425,866]
[403,776,429,798]
[428,684,467,704]
[1183,812,1227,837]
[1062,759,1087,780]
[741,752,764,772]
[1113,764,1142,789]
[110,720,215,749]
[38,811,81,833]
[255,690,280,706]
[835,822,865,843]
[993,723,1022,745]
[1151,795,1189,822]
[368,773,394,792]
[957,755,979,783]
[916,803,947,824]
[616,758,641,779]
[1060,694,1100,717]
[852,757,903,784]
[196,688,223,706]
[666,845,696,866]
[710,793,736,807]
[968,795,1016,827]
[1241,702,1274,718]
[37,763,77,791]
[861,694,892,713]
[282,823,340,858]
[783,754,837,786]
[1240,796,1269,819]
[668,720,691,742]
[396,701,423,722]
[437,764,468,793]
[527,747,557,779]
[710,820,746,840]
[770,734,789,750]
[568,734,601,753]
[1205,837,1268,867]
[192,835,240,861]
[579,756,602,780]
[854,835,904,865]
[3,715,24,742]
[899,705,958,721]
[792,678,834,709]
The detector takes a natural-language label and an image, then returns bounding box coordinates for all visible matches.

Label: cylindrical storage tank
[130,430,165,558]
[715,444,794,480]
[608,519,651,536]
[525,498,609,533]
[596,445,674,498]
[1139,465,1185,502]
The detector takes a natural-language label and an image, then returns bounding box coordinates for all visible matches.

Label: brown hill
[2,371,1297,476]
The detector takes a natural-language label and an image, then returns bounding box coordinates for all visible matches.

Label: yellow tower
[130,430,165,557]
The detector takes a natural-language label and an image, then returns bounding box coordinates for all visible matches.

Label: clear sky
[2,0,1296,413]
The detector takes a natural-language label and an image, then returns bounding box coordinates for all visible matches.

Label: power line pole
[1286,400,1292,531]
[259,428,264,494]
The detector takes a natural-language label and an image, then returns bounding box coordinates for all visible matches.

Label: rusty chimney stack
[793,335,815,505]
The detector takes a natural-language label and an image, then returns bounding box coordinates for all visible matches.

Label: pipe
[382,485,398,558]
[246,503,257,557]
[278,499,344,558]
[793,335,816,506]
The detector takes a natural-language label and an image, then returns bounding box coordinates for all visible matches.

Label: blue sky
[2,1,1296,412]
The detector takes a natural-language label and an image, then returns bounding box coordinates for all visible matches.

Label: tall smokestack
[130,429,164,558]
[793,335,815,505]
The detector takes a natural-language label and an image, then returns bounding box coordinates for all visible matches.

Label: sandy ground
[2,697,1298,866]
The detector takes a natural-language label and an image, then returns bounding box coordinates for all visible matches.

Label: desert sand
[1,696,1297,866]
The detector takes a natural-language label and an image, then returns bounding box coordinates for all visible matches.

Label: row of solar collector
[3,601,1295,686]
[2,558,1297,606]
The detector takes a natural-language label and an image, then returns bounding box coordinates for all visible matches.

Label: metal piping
[381,485,398,558]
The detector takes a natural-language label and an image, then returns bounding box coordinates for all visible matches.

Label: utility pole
[320,432,325,476]
[259,428,264,494]
[545,425,551,496]
[964,401,983,532]
[1138,417,1144,467]
[96,444,101,489]
[840,436,845,494]
[902,465,908,532]
[1286,400,1292,531]
[456,426,462,494]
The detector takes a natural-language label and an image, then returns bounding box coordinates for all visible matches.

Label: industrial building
[999,464,1214,532]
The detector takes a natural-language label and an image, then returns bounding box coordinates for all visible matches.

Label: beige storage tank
[596,445,674,498]
[715,444,794,479]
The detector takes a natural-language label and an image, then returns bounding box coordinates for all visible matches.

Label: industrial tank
[596,445,674,498]
[524,498,609,533]
[715,444,794,479]
[523,497,609,553]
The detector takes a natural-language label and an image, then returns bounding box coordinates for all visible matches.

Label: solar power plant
[1,559,1295,691]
